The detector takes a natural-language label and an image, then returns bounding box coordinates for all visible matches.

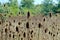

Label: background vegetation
[0,0,60,16]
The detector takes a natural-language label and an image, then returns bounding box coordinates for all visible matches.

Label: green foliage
[0,0,20,17]
[20,0,35,15]
[0,5,3,13]
[0,0,60,16]
[38,0,54,15]
[0,3,5,13]
[56,0,60,13]
[8,0,19,16]
[21,0,34,9]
